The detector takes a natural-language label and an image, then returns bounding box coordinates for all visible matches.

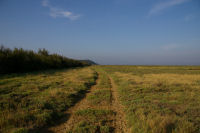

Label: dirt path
[40,71,129,133]
[109,76,129,133]
[45,73,101,133]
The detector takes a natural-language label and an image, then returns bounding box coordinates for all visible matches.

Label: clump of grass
[69,121,97,133]
[67,109,115,133]
[87,89,111,105]
[67,121,111,133]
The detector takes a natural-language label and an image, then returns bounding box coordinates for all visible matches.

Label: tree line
[0,45,90,74]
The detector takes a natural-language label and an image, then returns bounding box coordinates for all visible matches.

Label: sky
[0,0,200,65]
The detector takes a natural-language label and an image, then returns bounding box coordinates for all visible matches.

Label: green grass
[67,109,115,133]
[101,65,200,75]
[66,67,115,133]
[93,66,111,89]
[100,65,200,133]
[2,65,200,133]
[87,67,112,105]
[67,121,111,133]
[87,89,111,105]
[75,108,115,117]
[0,67,97,133]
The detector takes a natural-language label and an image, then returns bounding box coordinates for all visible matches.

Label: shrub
[0,45,89,74]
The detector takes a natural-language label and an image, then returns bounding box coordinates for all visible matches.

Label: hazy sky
[0,0,200,65]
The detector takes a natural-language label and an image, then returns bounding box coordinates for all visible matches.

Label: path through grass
[1,65,200,133]
[47,66,127,133]
[0,67,97,133]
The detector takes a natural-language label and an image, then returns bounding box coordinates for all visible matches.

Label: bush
[0,46,89,74]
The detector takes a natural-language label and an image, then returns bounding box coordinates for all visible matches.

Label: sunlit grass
[101,66,200,133]
[67,67,114,133]
[1,65,200,133]
[0,67,97,133]
[67,109,115,133]
[87,89,111,105]
[93,66,111,89]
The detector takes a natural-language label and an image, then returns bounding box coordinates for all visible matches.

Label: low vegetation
[1,65,200,133]
[94,67,111,89]
[67,109,115,133]
[102,65,200,133]
[66,67,115,133]
[87,67,112,105]
[87,89,111,105]
[0,46,89,74]
[0,67,97,133]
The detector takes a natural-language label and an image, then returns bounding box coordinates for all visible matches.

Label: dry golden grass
[101,66,200,133]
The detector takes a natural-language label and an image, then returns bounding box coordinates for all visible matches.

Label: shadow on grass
[0,67,80,79]
[30,72,98,133]
[29,113,71,133]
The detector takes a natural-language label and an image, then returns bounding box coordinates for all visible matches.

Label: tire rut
[38,71,129,133]
[109,76,130,133]
[43,72,100,133]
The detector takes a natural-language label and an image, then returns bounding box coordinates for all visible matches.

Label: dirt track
[41,71,129,133]
[109,76,129,133]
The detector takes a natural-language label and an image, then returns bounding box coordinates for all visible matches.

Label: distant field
[0,66,200,133]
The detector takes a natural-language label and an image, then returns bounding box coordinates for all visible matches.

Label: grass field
[0,67,97,133]
[0,66,200,133]
[102,66,200,133]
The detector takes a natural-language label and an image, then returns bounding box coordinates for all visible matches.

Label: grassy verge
[0,67,97,133]
[101,66,200,133]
